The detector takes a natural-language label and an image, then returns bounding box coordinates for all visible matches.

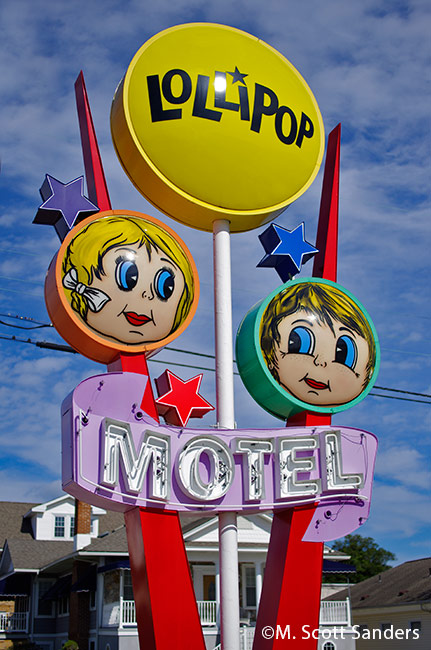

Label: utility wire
[1,312,431,373]
[0,312,52,326]
[0,332,429,405]
[0,318,52,330]
[3,316,426,399]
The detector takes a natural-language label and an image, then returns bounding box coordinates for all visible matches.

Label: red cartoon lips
[124,312,151,326]
[304,377,329,390]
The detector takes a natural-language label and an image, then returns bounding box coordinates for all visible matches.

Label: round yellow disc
[111,23,324,232]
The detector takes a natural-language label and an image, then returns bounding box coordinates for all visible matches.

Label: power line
[0,312,52,326]
[0,332,428,405]
[368,393,431,405]
[1,311,431,371]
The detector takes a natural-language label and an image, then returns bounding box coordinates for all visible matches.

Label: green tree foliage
[331,534,396,583]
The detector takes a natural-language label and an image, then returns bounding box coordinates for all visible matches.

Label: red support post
[312,124,341,283]
[75,74,204,650]
[253,505,324,649]
[75,71,112,211]
[124,508,206,650]
[253,126,341,650]
[108,353,206,650]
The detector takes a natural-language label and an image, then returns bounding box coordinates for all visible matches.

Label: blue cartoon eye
[115,259,138,291]
[154,268,175,300]
[288,326,315,354]
[335,335,357,369]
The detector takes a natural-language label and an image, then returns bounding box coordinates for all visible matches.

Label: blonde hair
[260,282,376,386]
[62,216,195,333]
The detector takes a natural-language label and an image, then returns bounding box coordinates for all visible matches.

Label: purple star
[33,175,99,241]
[257,222,319,282]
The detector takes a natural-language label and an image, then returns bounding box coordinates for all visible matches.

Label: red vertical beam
[253,506,323,649]
[254,126,341,650]
[124,508,206,650]
[312,123,341,282]
[75,74,204,649]
[75,71,112,211]
[107,352,159,422]
[107,357,205,650]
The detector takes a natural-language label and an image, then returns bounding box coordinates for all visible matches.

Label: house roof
[0,500,125,575]
[0,498,352,577]
[0,501,38,548]
[326,557,431,608]
[81,525,128,554]
[5,538,74,571]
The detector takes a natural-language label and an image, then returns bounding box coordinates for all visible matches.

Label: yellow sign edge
[111,23,325,232]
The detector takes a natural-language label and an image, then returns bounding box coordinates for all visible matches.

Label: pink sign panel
[62,372,377,542]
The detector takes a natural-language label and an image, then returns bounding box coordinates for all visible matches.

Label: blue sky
[0,0,430,566]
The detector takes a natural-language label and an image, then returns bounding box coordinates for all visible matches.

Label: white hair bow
[63,268,111,313]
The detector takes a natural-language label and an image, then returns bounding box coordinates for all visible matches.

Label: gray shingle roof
[326,557,431,608]
[82,525,128,553]
[0,501,38,548]
[6,538,74,570]
[0,501,126,573]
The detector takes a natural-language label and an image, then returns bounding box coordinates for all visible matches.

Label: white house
[0,495,356,650]
[326,558,431,650]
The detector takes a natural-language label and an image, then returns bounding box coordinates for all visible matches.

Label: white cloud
[375,446,431,489]
[0,0,429,565]
[366,482,431,538]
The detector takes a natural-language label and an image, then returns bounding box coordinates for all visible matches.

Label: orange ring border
[45,209,200,365]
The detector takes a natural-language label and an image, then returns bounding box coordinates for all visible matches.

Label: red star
[154,370,214,427]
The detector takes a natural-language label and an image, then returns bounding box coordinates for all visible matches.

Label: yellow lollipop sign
[111,23,324,232]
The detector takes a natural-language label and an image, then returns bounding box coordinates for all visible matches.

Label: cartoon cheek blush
[45,210,199,364]
[236,278,380,420]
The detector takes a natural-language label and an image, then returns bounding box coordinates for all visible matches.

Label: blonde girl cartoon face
[61,214,196,347]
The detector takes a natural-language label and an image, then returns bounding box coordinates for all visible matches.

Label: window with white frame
[243,565,256,608]
[323,643,336,650]
[54,516,65,538]
[69,515,75,537]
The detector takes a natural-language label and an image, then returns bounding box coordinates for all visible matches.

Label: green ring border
[235,277,381,420]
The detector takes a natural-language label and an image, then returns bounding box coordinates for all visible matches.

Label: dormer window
[54,516,65,538]
[24,495,106,540]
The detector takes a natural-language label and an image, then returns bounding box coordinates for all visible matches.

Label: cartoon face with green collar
[260,282,377,408]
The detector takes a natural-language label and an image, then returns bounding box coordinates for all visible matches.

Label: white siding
[34,502,75,540]
[353,607,430,650]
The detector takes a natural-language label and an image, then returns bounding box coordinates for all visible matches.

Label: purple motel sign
[62,372,377,542]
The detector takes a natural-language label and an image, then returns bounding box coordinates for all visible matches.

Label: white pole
[213,219,240,650]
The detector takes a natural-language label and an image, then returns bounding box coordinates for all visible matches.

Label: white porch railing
[119,598,351,629]
[121,599,219,627]
[0,611,29,632]
[197,600,217,626]
[319,599,351,625]
[214,628,254,650]
[120,599,136,626]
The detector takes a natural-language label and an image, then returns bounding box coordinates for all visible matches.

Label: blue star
[257,223,318,282]
[33,175,99,241]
